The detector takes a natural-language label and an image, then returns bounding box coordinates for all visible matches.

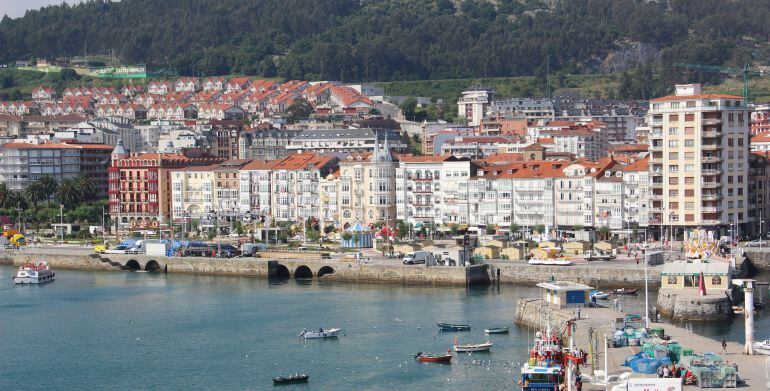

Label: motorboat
[612,288,638,295]
[527,259,573,266]
[298,328,341,339]
[414,351,452,363]
[13,261,55,285]
[753,339,770,355]
[590,290,610,299]
[454,341,493,352]
[484,326,510,334]
[437,323,471,332]
[272,374,309,385]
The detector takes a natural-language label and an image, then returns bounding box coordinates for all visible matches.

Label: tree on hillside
[38,175,58,201]
[23,182,47,206]
[57,178,82,207]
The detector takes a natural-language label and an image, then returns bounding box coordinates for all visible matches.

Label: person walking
[721,338,727,354]
[576,307,581,320]
[656,365,664,378]
[662,365,670,378]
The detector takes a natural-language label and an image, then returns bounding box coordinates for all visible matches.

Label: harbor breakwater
[1,251,661,287]
[0,252,490,286]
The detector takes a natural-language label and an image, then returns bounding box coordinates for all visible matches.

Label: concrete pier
[515,298,769,389]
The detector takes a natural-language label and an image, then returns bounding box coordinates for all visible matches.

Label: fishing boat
[414,351,452,363]
[527,258,573,266]
[519,324,565,390]
[298,328,341,339]
[590,290,610,299]
[13,261,55,285]
[612,288,638,295]
[454,341,493,352]
[484,326,510,334]
[272,374,309,385]
[437,323,471,332]
[753,339,770,355]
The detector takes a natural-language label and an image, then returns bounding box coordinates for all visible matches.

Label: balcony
[649,194,663,200]
[701,206,722,213]
[701,181,721,188]
[702,193,721,201]
[702,118,722,126]
[701,156,722,163]
[702,129,722,138]
[701,219,722,225]
[650,182,663,189]
[701,144,721,151]
[649,144,663,151]
[701,168,720,175]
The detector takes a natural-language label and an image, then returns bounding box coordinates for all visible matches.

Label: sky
[1,0,79,19]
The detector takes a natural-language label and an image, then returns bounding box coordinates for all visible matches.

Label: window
[684,140,694,147]
[669,190,678,197]
[669,177,678,185]
[685,152,694,160]
[685,114,695,122]
[685,189,694,197]
[668,276,678,285]
[728,138,734,147]
[668,165,679,173]
[669,152,679,160]
[669,140,678,148]
[668,127,678,135]
[738,138,744,147]
[685,177,694,185]
[685,214,694,222]
[685,202,694,210]
[686,101,696,108]
[669,202,679,209]
[712,276,722,285]
[684,127,694,135]
[685,164,694,172]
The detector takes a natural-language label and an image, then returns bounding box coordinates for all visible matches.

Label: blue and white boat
[437,323,471,332]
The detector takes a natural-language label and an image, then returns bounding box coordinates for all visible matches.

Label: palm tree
[57,178,82,207]
[74,174,96,201]
[23,182,47,206]
[0,183,10,209]
[38,175,58,201]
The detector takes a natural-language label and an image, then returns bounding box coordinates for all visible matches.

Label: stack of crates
[722,366,737,388]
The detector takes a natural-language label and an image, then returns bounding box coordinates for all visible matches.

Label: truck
[583,249,615,261]
[403,251,435,265]
[145,241,170,256]
[240,242,268,256]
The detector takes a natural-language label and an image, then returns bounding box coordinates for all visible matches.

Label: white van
[403,251,430,265]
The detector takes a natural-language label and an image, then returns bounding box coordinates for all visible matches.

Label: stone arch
[145,260,161,272]
[271,264,290,279]
[294,265,313,279]
[125,259,141,271]
[318,266,335,277]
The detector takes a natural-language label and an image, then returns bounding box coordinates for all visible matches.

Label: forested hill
[1,0,770,83]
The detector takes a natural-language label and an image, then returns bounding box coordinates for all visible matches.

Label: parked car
[746,239,768,247]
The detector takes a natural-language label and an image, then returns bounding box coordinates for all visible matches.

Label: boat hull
[416,355,452,363]
[273,375,309,385]
[300,328,341,339]
[437,323,471,332]
[454,342,492,352]
[613,289,637,295]
[13,276,54,284]
[484,328,510,334]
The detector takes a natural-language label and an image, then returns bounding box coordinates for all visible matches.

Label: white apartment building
[395,156,473,228]
[171,166,216,219]
[648,84,749,236]
[622,158,650,229]
[457,87,555,127]
[269,154,338,222]
[238,160,274,217]
[457,88,495,127]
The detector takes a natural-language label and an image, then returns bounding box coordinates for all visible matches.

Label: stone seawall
[488,261,661,287]
[0,252,485,286]
[655,289,733,321]
[515,298,573,333]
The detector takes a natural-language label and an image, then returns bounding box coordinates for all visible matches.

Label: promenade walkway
[568,306,768,389]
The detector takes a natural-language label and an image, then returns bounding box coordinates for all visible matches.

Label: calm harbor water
[0,266,762,390]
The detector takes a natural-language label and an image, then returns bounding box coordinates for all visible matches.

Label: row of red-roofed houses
[0,101,38,115]
[23,78,376,122]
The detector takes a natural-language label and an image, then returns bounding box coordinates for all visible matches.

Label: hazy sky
[1,0,77,19]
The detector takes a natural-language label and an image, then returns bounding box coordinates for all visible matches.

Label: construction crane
[673,62,763,102]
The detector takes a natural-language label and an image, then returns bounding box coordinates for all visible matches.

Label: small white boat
[299,328,341,339]
[753,339,770,355]
[528,259,573,266]
[13,261,55,285]
[454,341,493,352]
